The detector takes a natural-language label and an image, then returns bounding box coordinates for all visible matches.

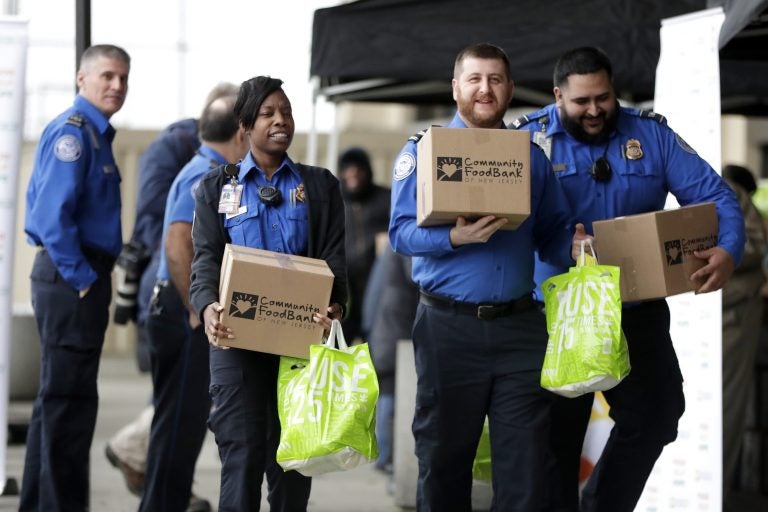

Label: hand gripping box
[217,244,334,358]
[592,203,719,302]
[416,127,530,229]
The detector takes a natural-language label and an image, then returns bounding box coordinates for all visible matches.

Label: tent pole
[307,77,319,166]
[325,102,339,175]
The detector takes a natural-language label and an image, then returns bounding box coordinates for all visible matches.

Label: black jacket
[190,163,347,319]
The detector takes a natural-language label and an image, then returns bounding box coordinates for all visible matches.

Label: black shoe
[187,494,212,512]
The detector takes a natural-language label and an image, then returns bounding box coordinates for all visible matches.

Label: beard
[559,101,619,144]
[456,92,507,129]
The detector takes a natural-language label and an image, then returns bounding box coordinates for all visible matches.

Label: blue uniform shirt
[25,94,122,291]
[389,113,575,304]
[157,145,227,281]
[223,152,309,255]
[514,103,746,301]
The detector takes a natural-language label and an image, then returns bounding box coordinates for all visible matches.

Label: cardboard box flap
[224,244,334,277]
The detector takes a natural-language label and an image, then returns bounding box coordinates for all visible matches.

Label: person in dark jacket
[338,147,390,341]
[365,246,418,473]
[189,76,347,511]
[720,164,767,503]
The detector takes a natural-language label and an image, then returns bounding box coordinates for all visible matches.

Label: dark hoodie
[337,147,391,340]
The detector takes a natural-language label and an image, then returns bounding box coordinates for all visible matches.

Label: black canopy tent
[311,0,768,114]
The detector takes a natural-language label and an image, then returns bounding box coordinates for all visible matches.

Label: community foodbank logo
[436,156,463,181]
[229,292,259,319]
[436,154,526,184]
[229,291,320,328]
[664,234,717,266]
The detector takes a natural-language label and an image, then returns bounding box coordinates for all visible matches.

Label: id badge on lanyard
[218,164,244,215]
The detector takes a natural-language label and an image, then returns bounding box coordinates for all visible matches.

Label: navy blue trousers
[20,249,112,512]
[209,345,311,512]
[411,302,553,512]
[139,282,210,512]
[547,299,686,512]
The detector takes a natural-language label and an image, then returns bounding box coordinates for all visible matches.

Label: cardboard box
[217,244,334,358]
[592,203,718,302]
[416,127,530,229]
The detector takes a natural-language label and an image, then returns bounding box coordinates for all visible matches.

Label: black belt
[38,244,116,268]
[419,290,535,320]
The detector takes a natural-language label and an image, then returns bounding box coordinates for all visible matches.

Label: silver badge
[53,135,82,162]
[393,152,416,181]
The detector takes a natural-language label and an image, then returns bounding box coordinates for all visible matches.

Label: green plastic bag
[276,320,379,476]
[540,241,631,397]
[472,418,492,482]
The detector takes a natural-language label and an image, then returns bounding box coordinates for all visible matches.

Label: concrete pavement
[0,355,402,511]
[3,355,767,511]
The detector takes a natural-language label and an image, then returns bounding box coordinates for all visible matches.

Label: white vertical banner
[0,16,29,494]
[636,8,725,512]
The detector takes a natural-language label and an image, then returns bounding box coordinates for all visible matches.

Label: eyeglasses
[589,157,612,182]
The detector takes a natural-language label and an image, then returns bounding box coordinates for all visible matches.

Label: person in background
[105,83,238,512]
[189,76,347,511]
[513,46,746,512]
[389,42,590,511]
[21,44,130,512]
[139,94,248,512]
[338,147,390,341]
[720,164,767,507]
[365,246,418,475]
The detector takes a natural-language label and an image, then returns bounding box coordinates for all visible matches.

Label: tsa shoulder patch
[393,151,416,181]
[53,134,82,162]
[675,133,697,155]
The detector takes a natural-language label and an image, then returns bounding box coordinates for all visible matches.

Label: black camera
[113,240,151,325]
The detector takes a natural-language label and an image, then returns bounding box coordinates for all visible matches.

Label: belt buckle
[477,304,496,321]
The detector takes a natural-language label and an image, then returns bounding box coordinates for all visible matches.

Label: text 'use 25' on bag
[276,319,379,476]
[540,240,631,398]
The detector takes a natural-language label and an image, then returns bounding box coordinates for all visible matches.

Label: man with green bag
[514,47,746,512]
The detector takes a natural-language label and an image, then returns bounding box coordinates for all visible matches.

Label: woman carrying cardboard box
[189,76,347,511]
